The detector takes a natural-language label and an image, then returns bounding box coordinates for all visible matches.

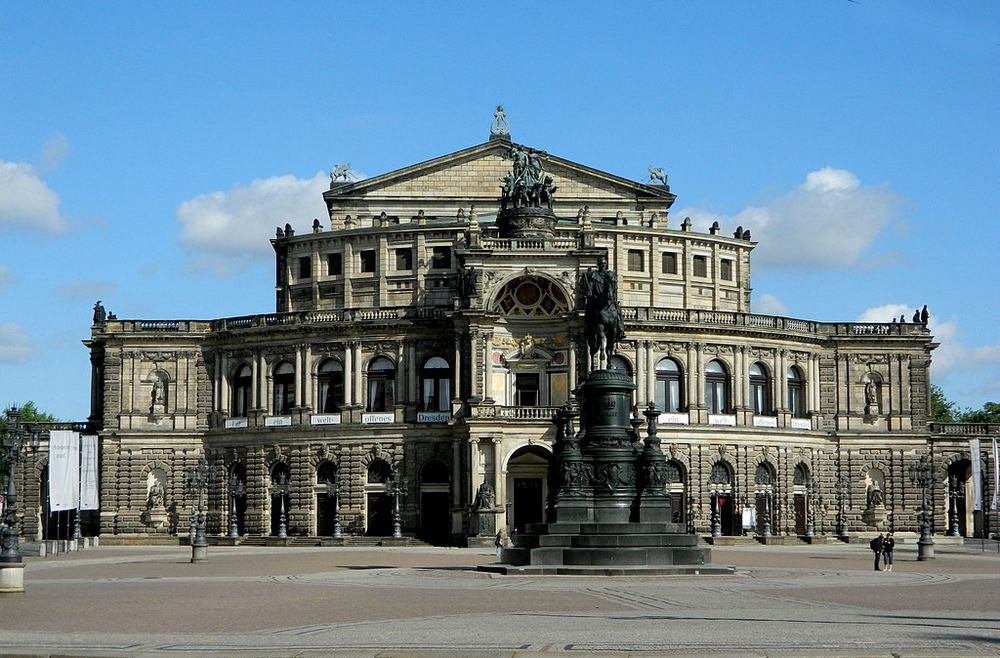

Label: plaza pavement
[0,539,998,657]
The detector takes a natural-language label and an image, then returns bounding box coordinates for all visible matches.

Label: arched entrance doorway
[366,459,393,536]
[269,463,290,536]
[665,460,686,527]
[708,461,735,536]
[793,463,810,535]
[315,461,338,536]
[947,460,972,537]
[506,445,552,534]
[419,460,450,544]
[229,463,247,536]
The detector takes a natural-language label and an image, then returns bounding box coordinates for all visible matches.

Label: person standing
[494,530,504,558]
[882,532,895,572]
[870,533,884,571]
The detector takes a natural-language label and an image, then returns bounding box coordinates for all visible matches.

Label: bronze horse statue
[581,257,626,370]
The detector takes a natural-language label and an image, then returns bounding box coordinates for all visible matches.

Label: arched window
[367,357,396,412]
[787,366,806,418]
[367,459,393,484]
[420,356,451,412]
[231,364,252,417]
[272,362,295,415]
[749,362,770,415]
[655,358,684,413]
[705,359,730,414]
[317,461,338,486]
[317,359,344,413]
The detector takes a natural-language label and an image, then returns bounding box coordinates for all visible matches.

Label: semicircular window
[492,276,569,317]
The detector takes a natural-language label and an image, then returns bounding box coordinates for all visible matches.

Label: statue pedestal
[862,506,887,529]
[483,369,732,576]
[141,507,168,529]
[467,509,498,547]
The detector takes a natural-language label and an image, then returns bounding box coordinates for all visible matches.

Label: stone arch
[502,440,553,471]
[488,272,571,317]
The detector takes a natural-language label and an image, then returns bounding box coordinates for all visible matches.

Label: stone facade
[14,128,999,543]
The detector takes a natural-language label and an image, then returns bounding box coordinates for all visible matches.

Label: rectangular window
[298,256,311,279]
[661,252,678,274]
[627,249,645,272]
[720,259,733,281]
[395,248,413,271]
[327,253,342,276]
[431,246,451,269]
[360,250,376,273]
[515,373,540,407]
[693,255,708,277]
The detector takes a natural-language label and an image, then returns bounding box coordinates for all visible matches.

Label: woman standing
[882,532,895,571]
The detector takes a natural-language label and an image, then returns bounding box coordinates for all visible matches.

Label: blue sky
[1,1,998,420]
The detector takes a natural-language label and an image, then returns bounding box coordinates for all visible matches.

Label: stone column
[407,340,418,405]
[483,332,494,402]
[251,351,261,409]
[646,341,656,404]
[568,331,577,390]
[734,345,746,411]
[452,438,463,533]
[776,350,787,412]
[343,342,353,407]
[294,346,304,408]
[468,331,480,401]
[303,344,313,410]
[352,341,363,409]
[452,333,463,403]
[809,354,820,415]
[493,437,506,529]
[635,341,646,406]
[468,438,481,503]
[219,352,229,415]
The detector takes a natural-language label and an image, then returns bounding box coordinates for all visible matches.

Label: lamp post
[330,476,342,540]
[908,454,936,561]
[835,473,850,542]
[273,472,290,539]
[185,457,210,562]
[708,486,722,538]
[385,471,407,539]
[227,472,245,540]
[947,474,961,537]
[804,479,816,539]
[1,406,40,593]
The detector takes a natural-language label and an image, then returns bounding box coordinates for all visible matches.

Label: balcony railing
[930,423,1000,436]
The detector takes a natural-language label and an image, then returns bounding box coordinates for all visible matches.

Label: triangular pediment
[324,139,676,211]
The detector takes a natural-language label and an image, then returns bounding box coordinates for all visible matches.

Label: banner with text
[49,430,80,511]
[80,434,100,510]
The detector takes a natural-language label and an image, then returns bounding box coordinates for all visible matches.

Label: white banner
[80,434,99,510]
[970,438,981,511]
[49,430,79,511]
[992,438,998,511]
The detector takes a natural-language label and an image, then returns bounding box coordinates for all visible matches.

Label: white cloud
[856,303,912,324]
[0,323,36,363]
[857,304,1000,389]
[753,293,789,316]
[177,172,330,272]
[676,167,902,269]
[38,134,70,173]
[0,161,68,233]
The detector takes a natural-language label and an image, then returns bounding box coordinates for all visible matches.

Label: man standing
[870,533,885,571]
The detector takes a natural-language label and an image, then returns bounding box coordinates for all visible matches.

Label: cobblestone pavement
[1,541,998,656]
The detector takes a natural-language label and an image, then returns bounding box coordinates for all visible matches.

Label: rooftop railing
[930,423,1000,436]
[97,306,928,339]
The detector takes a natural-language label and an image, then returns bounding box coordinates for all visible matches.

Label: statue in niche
[865,379,879,415]
[150,380,166,413]
[147,480,164,510]
[867,482,884,509]
[473,482,495,510]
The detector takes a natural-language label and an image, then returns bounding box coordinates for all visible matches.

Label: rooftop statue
[499,145,555,212]
[647,165,668,185]
[330,163,351,184]
[490,104,510,138]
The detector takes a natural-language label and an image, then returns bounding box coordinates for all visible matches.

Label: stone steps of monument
[532,533,700,549]
[503,545,712,567]
[480,564,735,576]
[525,521,685,535]
[226,535,431,548]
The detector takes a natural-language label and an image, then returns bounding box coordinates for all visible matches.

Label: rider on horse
[580,255,626,370]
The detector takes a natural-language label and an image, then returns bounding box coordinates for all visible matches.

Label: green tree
[929,385,959,423]
[960,401,1000,423]
[0,401,60,431]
